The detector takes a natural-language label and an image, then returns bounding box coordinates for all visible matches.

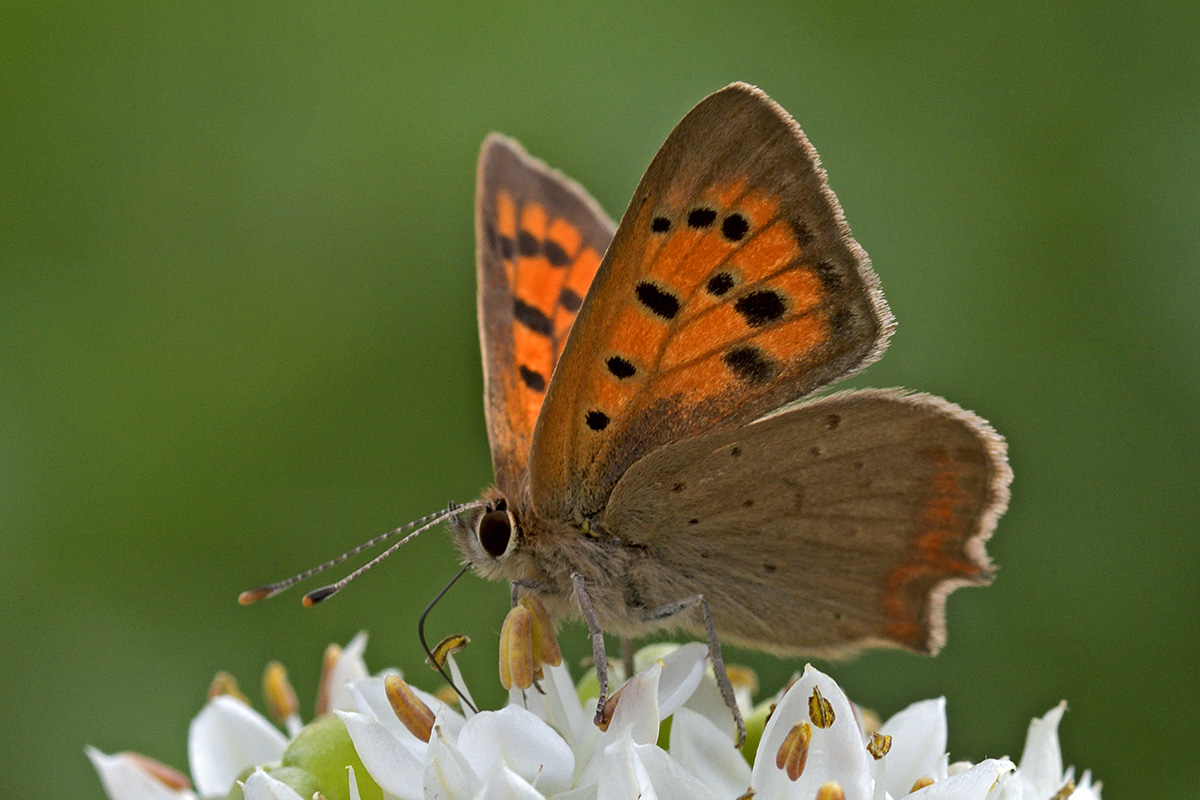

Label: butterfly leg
[641,594,746,747]
[571,572,610,727]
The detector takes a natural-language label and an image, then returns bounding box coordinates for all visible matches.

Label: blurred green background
[3,2,1197,798]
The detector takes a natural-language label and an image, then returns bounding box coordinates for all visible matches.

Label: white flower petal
[86,748,195,800]
[326,632,372,713]
[549,786,598,800]
[627,738,724,800]
[603,662,661,746]
[347,765,362,800]
[336,710,424,800]
[513,661,591,749]
[908,758,1014,799]
[589,734,640,800]
[750,665,873,800]
[187,696,287,797]
[1015,702,1066,797]
[423,714,481,800]
[682,670,741,743]
[456,706,575,795]
[241,768,306,800]
[878,697,947,797]
[1073,769,1103,800]
[653,643,709,719]
[476,765,549,800]
[446,655,477,720]
[668,705,751,800]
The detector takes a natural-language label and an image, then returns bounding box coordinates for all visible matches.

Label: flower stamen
[314,643,342,716]
[207,670,248,703]
[775,721,812,781]
[866,731,892,759]
[910,775,935,792]
[522,596,563,670]
[808,686,835,729]
[499,603,535,690]
[426,633,471,670]
[815,780,845,800]
[384,674,435,743]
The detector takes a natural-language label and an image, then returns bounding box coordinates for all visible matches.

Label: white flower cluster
[88,635,1100,800]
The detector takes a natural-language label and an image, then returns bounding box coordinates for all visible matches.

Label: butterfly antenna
[298,501,486,607]
[237,502,480,605]
[419,565,478,712]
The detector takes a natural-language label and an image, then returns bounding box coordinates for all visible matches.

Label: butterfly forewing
[602,390,1011,655]
[528,84,894,520]
[476,136,616,495]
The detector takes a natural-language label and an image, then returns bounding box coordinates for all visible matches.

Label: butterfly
[445,82,1011,739]
[242,82,1010,745]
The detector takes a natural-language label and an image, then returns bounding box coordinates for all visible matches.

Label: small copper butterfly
[244,83,1011,744]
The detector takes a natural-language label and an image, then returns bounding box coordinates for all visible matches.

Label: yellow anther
[262,661,299,724]
[910,776,935,792]
[207,671,248,703]
[775,721,812,781]
[734,790,756,800]
[314,643,342,716]
[120,752,192,790]
[866,731,892,759]
[521,596,563,669]
[426,634,471,670]
[384,674,435,743]
[815,781,845,800]
[498,603,534,690]
[808,686,835,729]
[1052,781,1076,799]
[726,664,759,695]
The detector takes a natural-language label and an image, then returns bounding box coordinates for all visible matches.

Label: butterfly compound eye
[476,509,514,558]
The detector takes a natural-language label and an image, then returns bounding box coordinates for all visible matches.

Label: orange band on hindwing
[882,447,986,645]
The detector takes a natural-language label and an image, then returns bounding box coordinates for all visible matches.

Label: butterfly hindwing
[476,136,616,495]
[602,389,1011,655]
[528,83,894,520]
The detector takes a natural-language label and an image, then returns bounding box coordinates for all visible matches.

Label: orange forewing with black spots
[528,84,893,519]
[476,136,615,495]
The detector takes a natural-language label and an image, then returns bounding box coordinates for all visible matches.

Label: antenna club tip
[304,585,338,607]
[239,588,270,605]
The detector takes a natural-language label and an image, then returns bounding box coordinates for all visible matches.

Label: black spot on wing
[706,272,735,296]
[605,355,636,379]
[517,230,540,258]
[721,213,749,241]
[734,290,787,327]
[518,365,546,392]
[543,239,571,267]
[687,208,717,229]
[635,281,680,320]
[585,410,610,431]
[651,216,671,233]
[513,298,553,336]
[723,345,777,384]
[497,234,515,260]
[559,287,583,313]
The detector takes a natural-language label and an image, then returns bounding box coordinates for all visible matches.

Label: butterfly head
[448,489,537,583]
